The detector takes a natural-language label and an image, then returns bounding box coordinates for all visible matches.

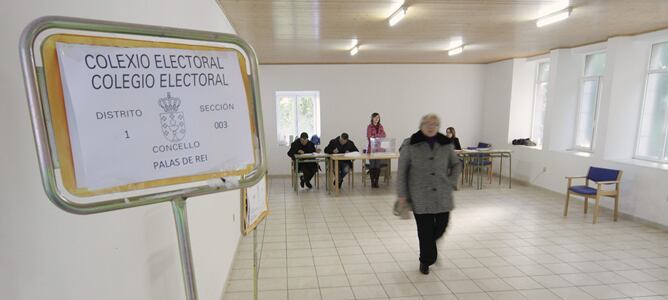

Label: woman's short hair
[419,114,441,128]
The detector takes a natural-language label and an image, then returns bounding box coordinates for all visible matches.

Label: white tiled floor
[224,176,668,300]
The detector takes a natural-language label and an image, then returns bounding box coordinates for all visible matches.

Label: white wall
[601,36,650,160]
[506,59,533,142]
[0,1,244,299]
[481,30,668,228]
[260,64,487,175]
[544,49,581,151]
[482,60,514,144]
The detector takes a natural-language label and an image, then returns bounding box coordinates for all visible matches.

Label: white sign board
[55,43,254,190]
[244,175,268,234]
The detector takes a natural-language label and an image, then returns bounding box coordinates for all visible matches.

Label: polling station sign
[41,34,258,195]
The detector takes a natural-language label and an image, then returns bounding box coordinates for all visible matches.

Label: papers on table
[343,151,361,157]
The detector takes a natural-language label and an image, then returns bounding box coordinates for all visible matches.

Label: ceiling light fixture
[350,38,358,48]
[389,6,407,27]
[448,46,464,56]
[536,7,572,27]
[350,45,359,56]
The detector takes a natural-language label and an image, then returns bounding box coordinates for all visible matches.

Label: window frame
[571,52,605,152]
[530,60,550,147]
[275,91,321,146]
[633,41,668,164]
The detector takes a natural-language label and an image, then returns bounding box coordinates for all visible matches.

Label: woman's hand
[397,197,408,204]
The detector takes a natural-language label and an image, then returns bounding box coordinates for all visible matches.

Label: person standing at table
[324,133,359,189]
[367,112,387,188]
[446,127,462,150]
[287,132,319,189]
[397,114,462,275]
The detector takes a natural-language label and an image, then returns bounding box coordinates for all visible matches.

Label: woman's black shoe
[419,263,429,275]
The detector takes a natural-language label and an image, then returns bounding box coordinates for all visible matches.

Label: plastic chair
[564,167,623,224]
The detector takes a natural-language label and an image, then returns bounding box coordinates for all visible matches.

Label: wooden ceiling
[218,0,668,64]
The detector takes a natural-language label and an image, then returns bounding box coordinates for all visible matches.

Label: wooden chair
[329,160,354,190]
[466,142,493,184]
[315,163,321,189]
[291,160,320,190]
[478,142,493,183]
[564,167,623,224]
[362,159,390,187]
[291,160,298,190]
[347,161,354,189]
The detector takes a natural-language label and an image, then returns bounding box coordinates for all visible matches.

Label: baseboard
[616,212,668,231]
[268,174,292,178]
[511,177,668,231]
[219,235,244,298]
[268,171,398,178]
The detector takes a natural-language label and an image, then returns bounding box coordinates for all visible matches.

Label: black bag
[512,138,536,146]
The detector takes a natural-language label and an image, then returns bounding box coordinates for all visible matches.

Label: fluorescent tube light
[449,37,463,50]
[536,7,572,27]
[389,7,407,26]
[350,46,359,56]
[448,46,463,56]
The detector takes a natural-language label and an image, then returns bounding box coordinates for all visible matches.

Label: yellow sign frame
[241,173,270,235]
[41,34,257,197]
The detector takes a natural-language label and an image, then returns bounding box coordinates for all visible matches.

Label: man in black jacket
[324,133,359,188]
[288,132,319,189]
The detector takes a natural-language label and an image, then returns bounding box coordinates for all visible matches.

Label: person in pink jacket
[367,112,387,188]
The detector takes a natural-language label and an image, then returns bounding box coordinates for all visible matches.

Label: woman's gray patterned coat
[397,131,462,214]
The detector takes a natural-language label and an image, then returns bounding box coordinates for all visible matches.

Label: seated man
[324,133,359,188]
[287,132,319,189]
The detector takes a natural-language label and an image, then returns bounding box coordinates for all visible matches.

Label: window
[531,62,550,146]
[636,41,668,163]
[573,52,606,151]
[276,91,321,146]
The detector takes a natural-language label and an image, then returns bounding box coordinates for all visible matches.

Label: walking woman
[367,112,387,188]
[397,114,462,274]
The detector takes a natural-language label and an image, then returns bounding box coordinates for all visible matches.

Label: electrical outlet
[232,214,236,221]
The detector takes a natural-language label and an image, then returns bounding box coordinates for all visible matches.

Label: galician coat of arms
[159,92,186,142]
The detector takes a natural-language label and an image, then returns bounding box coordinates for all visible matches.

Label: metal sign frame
[239,170,270,300]
[19,16,267,300]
